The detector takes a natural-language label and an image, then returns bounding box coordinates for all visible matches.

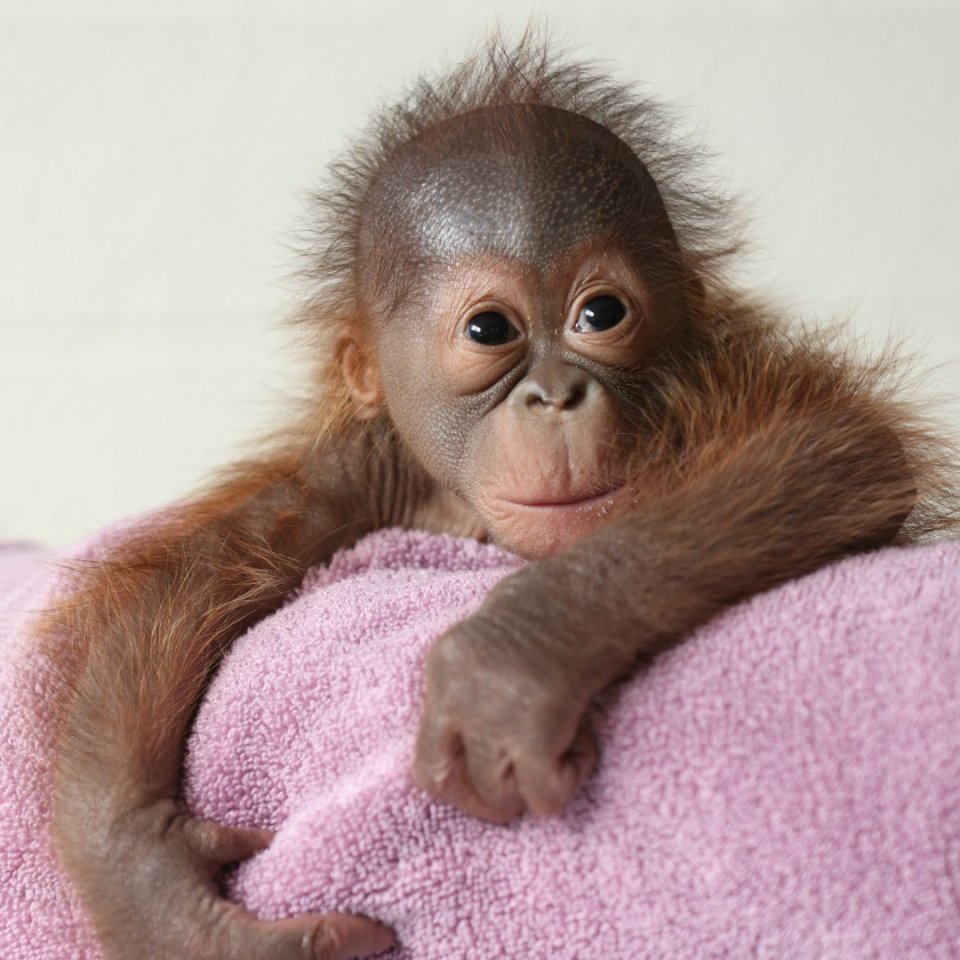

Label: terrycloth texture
[0,541,103,958]
[1,531,959,959]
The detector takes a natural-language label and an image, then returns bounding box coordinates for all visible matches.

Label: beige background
[2,0,958,545]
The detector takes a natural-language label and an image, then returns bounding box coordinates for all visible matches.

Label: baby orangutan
[42,35,957,960]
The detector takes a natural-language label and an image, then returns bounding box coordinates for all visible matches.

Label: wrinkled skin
[358,105,689,561]
[44,56,939,960]
[414,569,608,822]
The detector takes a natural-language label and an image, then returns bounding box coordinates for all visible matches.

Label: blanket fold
[2,529,959,959]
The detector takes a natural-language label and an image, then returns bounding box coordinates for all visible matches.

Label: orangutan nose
[512,363,592,416]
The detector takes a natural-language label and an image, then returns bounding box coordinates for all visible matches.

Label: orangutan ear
[337,333,384,420]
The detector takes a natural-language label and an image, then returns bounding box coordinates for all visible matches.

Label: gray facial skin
[356,104,689,500]
[359,104,677,285]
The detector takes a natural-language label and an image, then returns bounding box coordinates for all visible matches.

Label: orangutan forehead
[360,104,668,273]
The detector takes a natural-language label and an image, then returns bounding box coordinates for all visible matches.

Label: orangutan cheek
[375,340,466,485]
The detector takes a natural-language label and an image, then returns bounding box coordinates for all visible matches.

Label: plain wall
[2,0,958,546]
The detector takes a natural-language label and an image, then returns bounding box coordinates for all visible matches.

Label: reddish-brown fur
[38,32,958,960]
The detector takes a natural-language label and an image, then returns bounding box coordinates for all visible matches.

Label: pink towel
[2,529,959,958]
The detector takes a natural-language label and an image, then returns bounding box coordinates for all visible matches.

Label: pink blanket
[2,530,959,958]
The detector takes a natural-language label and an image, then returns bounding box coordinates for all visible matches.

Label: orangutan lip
[505,486,623,509]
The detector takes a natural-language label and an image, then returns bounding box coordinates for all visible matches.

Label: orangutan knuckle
[309,922,344,960]
[431,627,471,670]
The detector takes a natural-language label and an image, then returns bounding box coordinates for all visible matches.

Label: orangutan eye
[575,295,627,333]
[466,311,520,346]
